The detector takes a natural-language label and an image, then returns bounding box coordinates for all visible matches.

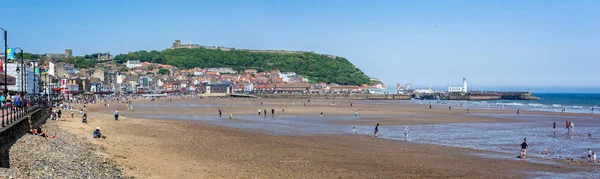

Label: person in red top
[566,121,569,130]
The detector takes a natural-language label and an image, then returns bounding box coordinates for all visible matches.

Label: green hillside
[113,48,370,85]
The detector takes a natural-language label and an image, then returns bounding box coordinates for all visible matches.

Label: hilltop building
[169,39,336,57]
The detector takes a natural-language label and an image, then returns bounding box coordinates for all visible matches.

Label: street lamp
[14,47,24,94]
[1,28,7,95]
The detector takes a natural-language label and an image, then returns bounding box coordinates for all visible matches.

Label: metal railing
[0,100,47,128]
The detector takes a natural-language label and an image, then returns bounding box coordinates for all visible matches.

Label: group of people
[29,125,49,138]
[368,123,410,139]
[565,121,575,133]
[256,108,276,116]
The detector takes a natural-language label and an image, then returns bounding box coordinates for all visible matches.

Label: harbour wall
[0,107,50,168]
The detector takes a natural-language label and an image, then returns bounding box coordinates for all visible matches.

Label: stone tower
[172,40,181,48]
[65,49,73,58]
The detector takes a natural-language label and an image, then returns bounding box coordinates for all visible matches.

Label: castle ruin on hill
[170,40,337,58]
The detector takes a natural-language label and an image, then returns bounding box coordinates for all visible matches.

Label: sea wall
[256,94,412,100]
[0,108,50,168]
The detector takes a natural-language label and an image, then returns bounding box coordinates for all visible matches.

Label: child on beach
[520,138,528,160]
[374,123,379,137]
[82,113,88,123]
[570,122,575,133]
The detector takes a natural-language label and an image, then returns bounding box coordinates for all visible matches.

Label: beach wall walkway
[0,106,50,168]
[256,94,412,100]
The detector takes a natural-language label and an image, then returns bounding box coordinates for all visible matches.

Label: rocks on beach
[0,122,127,178]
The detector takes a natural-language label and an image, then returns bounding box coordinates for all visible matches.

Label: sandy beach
[51,97,598,178]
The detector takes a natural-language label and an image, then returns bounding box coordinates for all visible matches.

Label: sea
[423,93,600,114]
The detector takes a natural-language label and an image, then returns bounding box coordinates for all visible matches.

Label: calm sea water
[415,93,600,114]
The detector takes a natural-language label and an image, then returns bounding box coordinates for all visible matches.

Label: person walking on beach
[320,112,323,117]
[114,110,119,121]
[403,126,409,138]
[354,111,359,118]
[429,104,432,109]
[352,126,356,134]
[588,148,593,161]
[570,122,575,133]
[264,109,267,116]
[374,123,379,137]
[271,109,275,115]
[553,122,557,135]
[71,111,74,118]
[57,110,62,119]
[467,108,470,114]
[258,109,261,115]
[520,138,528,160]
[566,121,569,130]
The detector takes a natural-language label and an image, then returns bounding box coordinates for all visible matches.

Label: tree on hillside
[114,48,371,85]
[119,67,129,72]
[158,69,170,75]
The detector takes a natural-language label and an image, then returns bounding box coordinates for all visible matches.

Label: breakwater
[0,107,50,168]
[256,94,412,100]
[419,92,540,100]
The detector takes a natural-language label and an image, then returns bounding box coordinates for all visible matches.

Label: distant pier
[418,91,540,100]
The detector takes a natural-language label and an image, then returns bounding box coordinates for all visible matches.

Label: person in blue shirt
[93,127,103,138]
[13,95,21,107]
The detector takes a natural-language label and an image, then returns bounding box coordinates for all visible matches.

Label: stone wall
[0,108,50,168]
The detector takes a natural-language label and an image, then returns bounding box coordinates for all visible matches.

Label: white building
[206,67,236,74]
[116,74,126,84]
[126,60,142,69]
[6,63,36,94]
[448,78,468,93]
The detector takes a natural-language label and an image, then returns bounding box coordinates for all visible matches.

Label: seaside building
[205,83,233,94]
[273,83,311,93]
[126,60,142,69]
[448,78,468,93]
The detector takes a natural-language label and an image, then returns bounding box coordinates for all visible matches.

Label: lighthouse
[462,78,468,93]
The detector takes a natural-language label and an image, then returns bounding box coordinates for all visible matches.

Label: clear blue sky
[1,0,599,91]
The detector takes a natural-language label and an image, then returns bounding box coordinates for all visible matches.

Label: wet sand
[52,98,593,178]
